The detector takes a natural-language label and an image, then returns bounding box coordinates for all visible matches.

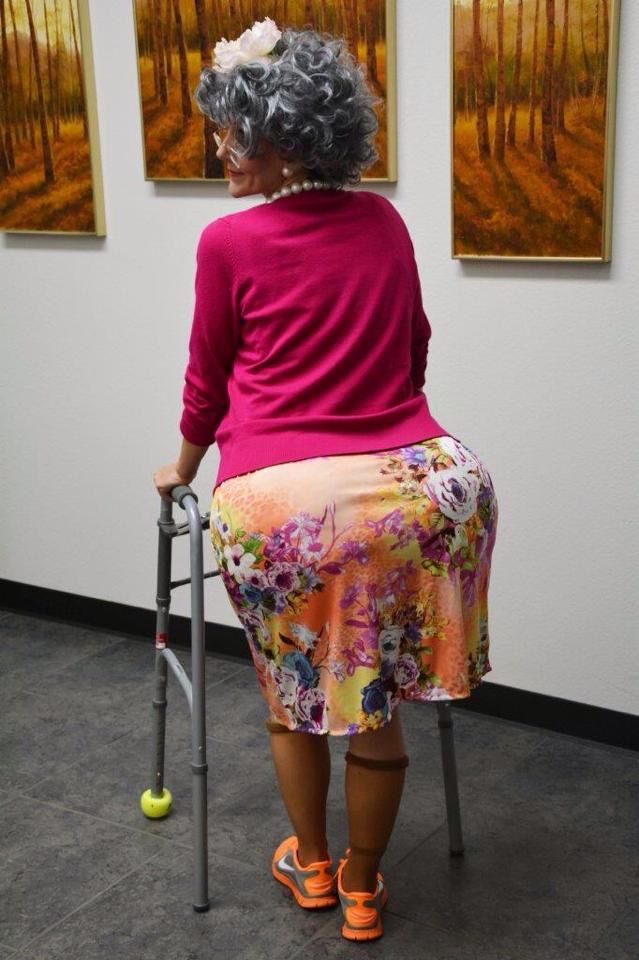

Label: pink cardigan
[179,188,454,492]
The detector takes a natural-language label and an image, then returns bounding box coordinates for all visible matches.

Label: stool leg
[436,701,464,855]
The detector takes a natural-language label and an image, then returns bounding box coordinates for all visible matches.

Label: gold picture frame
[0,0,106,236]
[132,0,397,183]
[450,0,621,261]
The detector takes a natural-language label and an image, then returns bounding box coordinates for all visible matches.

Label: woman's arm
[176,437,210,483]
[153,218,240,501]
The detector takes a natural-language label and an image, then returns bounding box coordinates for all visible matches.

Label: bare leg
[342,707,409,892]
[267,721,331,865]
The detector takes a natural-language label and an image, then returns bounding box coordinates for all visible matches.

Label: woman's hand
[153,462,196,502]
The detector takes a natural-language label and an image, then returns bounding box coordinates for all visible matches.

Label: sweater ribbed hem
[211,399,457,494]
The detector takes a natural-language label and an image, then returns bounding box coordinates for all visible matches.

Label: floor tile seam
[9,792,192,850]
[13,849,166,956]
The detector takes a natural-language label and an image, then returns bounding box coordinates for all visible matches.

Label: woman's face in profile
[215,127,299,199]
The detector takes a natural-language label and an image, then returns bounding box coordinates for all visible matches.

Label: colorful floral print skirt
[209,435,499,736]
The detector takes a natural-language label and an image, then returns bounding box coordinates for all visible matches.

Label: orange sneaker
[271,835,338,909]
[334,850,388,941]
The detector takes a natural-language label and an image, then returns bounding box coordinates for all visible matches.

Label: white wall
[2,0,638,716]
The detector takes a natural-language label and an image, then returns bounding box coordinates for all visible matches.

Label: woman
[153,19,498,942]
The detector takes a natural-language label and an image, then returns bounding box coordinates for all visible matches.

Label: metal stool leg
[436,701,464,856]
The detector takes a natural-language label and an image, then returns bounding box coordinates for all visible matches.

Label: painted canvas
[452,0,621,260]
[133,0,396,182]
[0,0,105,235]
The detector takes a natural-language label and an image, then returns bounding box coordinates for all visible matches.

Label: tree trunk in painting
[172,0,192,128]
[194,0,222,179]
[304,0,313,27]
[494,0,506,163]
[472,0,490,159]
[541,0,558,167]
[0,0,15,170]
[44,1,59,142]
[557,0,569,132]
[580,0,591,89]
[349,0,359,59]
[54,0,62,141]
[365,0,379,90]
[228,0,239,35]
[27,20,35,146]
[601,0,609,90]
[210,0,222,45]
[25,0,55,183]
[528,0,540,146]
[164,0,173,79]
[339,0,351,49]
[591,0,600,98]
[152,0,168,105]
[319,0,328,32]
[8,0,28,141]
[0,118,7,175]
[507,0,524,146]
[68,0,87,138]
[147,0,159,97]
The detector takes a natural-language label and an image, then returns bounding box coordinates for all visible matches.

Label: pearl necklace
[264,179,342,203]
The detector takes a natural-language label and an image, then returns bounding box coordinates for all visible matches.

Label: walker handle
[170,484,198,508]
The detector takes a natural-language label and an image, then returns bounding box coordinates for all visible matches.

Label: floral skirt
[209,435,499,736]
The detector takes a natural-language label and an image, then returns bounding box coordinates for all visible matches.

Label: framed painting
[0,0,106,235]
[451,0,622,261]
[132,0,396,182]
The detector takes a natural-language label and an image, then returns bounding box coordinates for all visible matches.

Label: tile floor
[0,610,637,959]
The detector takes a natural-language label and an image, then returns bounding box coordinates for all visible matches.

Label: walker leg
[187,496,210,913]
[140,500,174,820]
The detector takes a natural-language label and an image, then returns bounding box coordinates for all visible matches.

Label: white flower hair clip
[212,17,282,74]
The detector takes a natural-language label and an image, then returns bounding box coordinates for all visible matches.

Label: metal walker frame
[139,484,467,913]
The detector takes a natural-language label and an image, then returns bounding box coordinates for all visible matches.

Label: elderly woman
[153,19,498,942]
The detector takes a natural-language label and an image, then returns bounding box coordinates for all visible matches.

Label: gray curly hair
[194,26,382,187]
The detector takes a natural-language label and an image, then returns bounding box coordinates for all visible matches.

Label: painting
[451,0,621,260]
[0,0,105,235]
[132,0,396,182]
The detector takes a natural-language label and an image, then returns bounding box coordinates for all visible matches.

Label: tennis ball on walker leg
[140,787,173,818]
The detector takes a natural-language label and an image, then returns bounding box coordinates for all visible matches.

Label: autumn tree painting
[453,0,620,259]
[134,0,394,181]
[0,0,104,234]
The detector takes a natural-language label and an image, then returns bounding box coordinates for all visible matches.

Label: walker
[139,484,216,912]
[138,484,468,915]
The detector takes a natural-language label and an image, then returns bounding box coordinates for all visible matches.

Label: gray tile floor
[0,609,637,960]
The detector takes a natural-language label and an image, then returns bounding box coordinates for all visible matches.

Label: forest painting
[452,0,621,260]
[0,0,105,235]
[133,0,396,181]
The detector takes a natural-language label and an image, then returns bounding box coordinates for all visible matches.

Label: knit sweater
[179,187,454,492]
